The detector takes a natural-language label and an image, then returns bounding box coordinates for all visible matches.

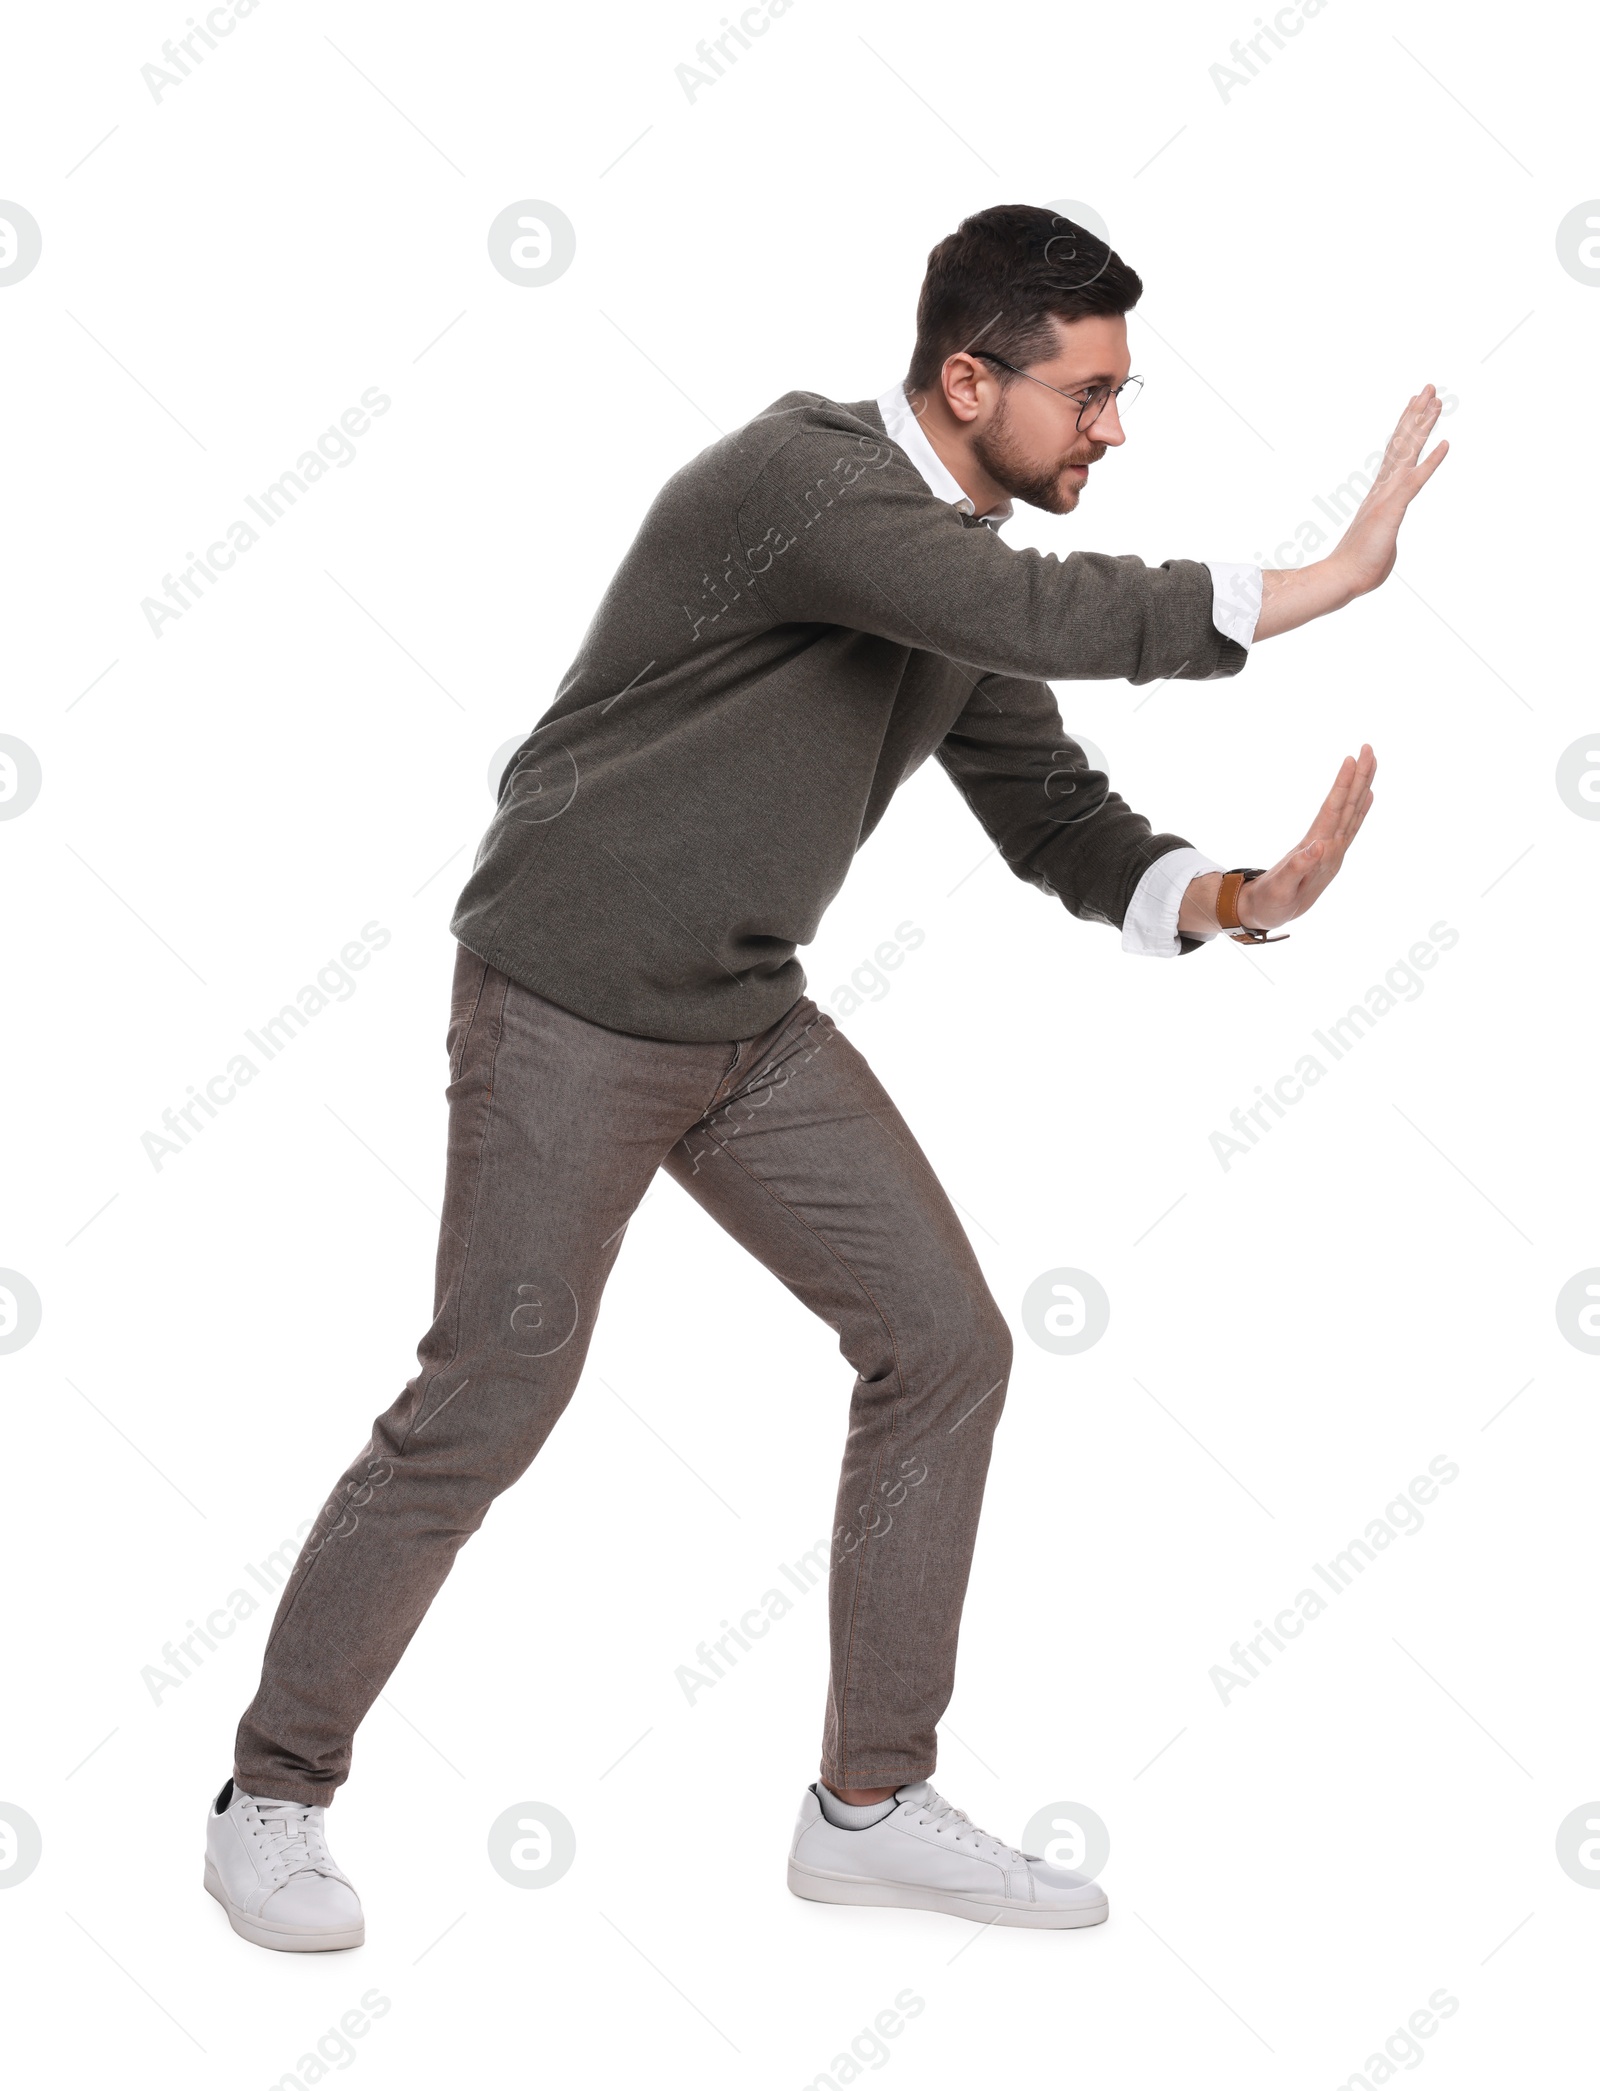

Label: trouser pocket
[446,944,492,1083]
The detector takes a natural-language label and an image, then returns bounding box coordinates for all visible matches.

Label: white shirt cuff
[1206,561,1263,652]
[1122,846,1226,957]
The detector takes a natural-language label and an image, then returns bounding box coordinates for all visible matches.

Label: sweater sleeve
[935,671,1208,945]
[734,426,1248,686]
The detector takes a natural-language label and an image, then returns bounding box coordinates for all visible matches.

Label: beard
[971,396,1106,515]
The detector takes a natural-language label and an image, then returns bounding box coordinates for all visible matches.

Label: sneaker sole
[204,1858,365,1952]
[787,1859,1108,1929]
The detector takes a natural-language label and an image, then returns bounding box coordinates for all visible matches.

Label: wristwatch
[1216,868,1288,945]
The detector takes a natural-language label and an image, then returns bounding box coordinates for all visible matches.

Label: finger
[1408,398,1443,456]
[1285,834,1331,887]
[1247,840,1319,925]
[1319,748,1372,846]
[1295,743,1374,859]
[1332,786,1370,851]
[1297,837,1327,870]
[1302,754,1359,846]
[1268,837,1334,919]
[1295,833,1345,898]
[1389,390,1441,469]
[1391,391,1425,444]
[1412,438,1449,487]
[1342,786,1376,847]
[1334,747,1377,841]
[1325,797,1372,869]
[1378,403,1418,475]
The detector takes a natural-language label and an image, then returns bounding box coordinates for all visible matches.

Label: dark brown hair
[905,203,1143,396]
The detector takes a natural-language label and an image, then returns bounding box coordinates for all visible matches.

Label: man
[206,204,1445,1948]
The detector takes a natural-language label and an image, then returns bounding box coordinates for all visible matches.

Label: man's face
[969,313,1131,515]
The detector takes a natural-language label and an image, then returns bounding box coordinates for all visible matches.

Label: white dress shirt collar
[875,382,1014,529]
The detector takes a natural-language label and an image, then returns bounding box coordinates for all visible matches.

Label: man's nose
[1082,395,1126,446]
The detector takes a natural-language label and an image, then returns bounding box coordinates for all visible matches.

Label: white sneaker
[204,1778,365,1951]
[788,1779,1109,1930]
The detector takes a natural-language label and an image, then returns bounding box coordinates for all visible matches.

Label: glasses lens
[1076,376,1142,429]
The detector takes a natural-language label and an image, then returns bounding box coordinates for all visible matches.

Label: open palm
[1336,390,1450,596]
[1240,746,1377,932]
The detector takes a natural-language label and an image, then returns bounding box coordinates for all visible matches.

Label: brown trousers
[234,944,1011,1802]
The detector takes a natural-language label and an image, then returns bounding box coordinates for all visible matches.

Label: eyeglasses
[973,352,1144,431]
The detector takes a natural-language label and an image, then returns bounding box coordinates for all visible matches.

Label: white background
[4,0,1598,2083]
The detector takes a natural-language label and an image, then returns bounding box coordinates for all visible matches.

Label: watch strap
[1217,867,1288,945]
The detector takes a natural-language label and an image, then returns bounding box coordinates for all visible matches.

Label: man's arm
[1253,389,1449,642]
[736,382,1444,682]
[934,672,1211,936]
[736,431,1245,686]
[936,675,1377,951]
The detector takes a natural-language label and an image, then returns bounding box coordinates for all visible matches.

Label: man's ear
[940,352,989,425]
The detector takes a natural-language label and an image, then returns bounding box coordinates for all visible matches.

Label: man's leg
[661,997,1013,1795]
[232,946,745,1805]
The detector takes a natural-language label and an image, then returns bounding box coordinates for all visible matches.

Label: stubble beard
[971,396,1106,516]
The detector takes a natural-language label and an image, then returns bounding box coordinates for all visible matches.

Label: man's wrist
[1255,556,1361,640]
[1320,547,1368,606]
[1177,869,1224,937]
[1180,868,1279,939]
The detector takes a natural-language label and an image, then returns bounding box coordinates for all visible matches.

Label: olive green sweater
[450,389,1246,1042]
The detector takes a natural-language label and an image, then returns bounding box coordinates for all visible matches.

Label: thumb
[1274,839,1321,883]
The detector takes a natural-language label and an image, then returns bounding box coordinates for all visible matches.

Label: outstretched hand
[1236,745,1377,934]
[1332,388,1450,598]
[1254,388,1449,641]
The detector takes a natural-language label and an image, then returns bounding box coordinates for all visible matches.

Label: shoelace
[248,1798,339,1884]
[910,1785,1025,1865]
